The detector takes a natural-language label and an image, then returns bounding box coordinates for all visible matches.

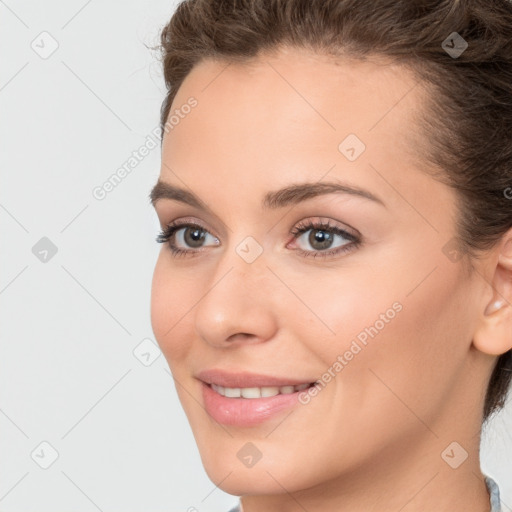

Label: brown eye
[156,221,220,255]
[182,226,207,248]
[289,219,361,259]
[294,226,353,253]
[307,229,335,250]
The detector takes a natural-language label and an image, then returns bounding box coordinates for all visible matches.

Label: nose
[193,251,279,348]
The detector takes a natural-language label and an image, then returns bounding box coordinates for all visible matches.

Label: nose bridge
[193,235,278,345]
[209,233,270,295]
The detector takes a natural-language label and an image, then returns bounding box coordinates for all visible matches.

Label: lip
[201,381,312,427]
[196,368,317,388]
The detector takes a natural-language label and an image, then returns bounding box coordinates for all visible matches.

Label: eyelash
[156,219,361,259]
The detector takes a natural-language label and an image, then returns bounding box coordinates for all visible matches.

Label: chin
[203,466,294,496]
[199,449,315,496]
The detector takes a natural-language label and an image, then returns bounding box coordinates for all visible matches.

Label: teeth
[241,387,262,398]
[210,382,312,398]
[224,387,240,398]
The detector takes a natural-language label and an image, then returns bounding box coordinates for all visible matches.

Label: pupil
[185,227,206,247]
[309,229,333,250]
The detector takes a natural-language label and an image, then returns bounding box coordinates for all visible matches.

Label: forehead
[159,47,445,217]
[174,47,422,120]
[163,46,427,170]
[156,47,460,244]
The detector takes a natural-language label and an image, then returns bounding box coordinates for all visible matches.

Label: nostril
[226,332,256,342]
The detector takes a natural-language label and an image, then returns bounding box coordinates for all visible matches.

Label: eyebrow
[149,179,386,212]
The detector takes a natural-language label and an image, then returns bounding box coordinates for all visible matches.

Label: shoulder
[484,474,502,512]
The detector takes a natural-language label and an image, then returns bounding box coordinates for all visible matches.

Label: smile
[210,382,315,398]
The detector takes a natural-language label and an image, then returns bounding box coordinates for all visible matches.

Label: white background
[0,1,511,511]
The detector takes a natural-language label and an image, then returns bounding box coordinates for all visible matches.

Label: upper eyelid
[162,216,219,237]
[165,218,359,246]
[293,217,359,236]
[164,216,357,234]
[155,207,231,237]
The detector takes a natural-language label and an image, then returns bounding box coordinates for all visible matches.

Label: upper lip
[196,369,316,388]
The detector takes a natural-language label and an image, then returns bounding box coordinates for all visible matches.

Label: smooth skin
[150,46,512,512]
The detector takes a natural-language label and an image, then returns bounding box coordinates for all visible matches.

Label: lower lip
[201,381,308,427]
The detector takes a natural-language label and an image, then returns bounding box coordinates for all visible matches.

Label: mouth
[200,379,319,427]
[196,368,318,389]
[196,369,319,426]
[208,381,317,399]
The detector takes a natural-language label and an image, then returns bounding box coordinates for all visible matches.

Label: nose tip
[193,263,279,348]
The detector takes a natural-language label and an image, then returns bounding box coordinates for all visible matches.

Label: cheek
[277,256,406,366]
[150,253,194,362]
[286,244,471,430]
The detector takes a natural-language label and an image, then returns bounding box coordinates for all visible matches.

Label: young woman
[148,1,512,510]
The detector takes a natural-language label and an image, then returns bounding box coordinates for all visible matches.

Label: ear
[473,230,512,356]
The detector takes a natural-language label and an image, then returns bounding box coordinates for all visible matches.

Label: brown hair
[156,0,512,424]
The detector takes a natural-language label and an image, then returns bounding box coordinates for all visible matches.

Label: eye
[156,217,361,260]
[156,220,219,257]
[288,218,360,259]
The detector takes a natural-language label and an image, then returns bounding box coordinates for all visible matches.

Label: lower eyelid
[162,221,360,257]
[290,240,358,258]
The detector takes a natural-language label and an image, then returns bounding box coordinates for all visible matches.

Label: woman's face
[150,47,492,495]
